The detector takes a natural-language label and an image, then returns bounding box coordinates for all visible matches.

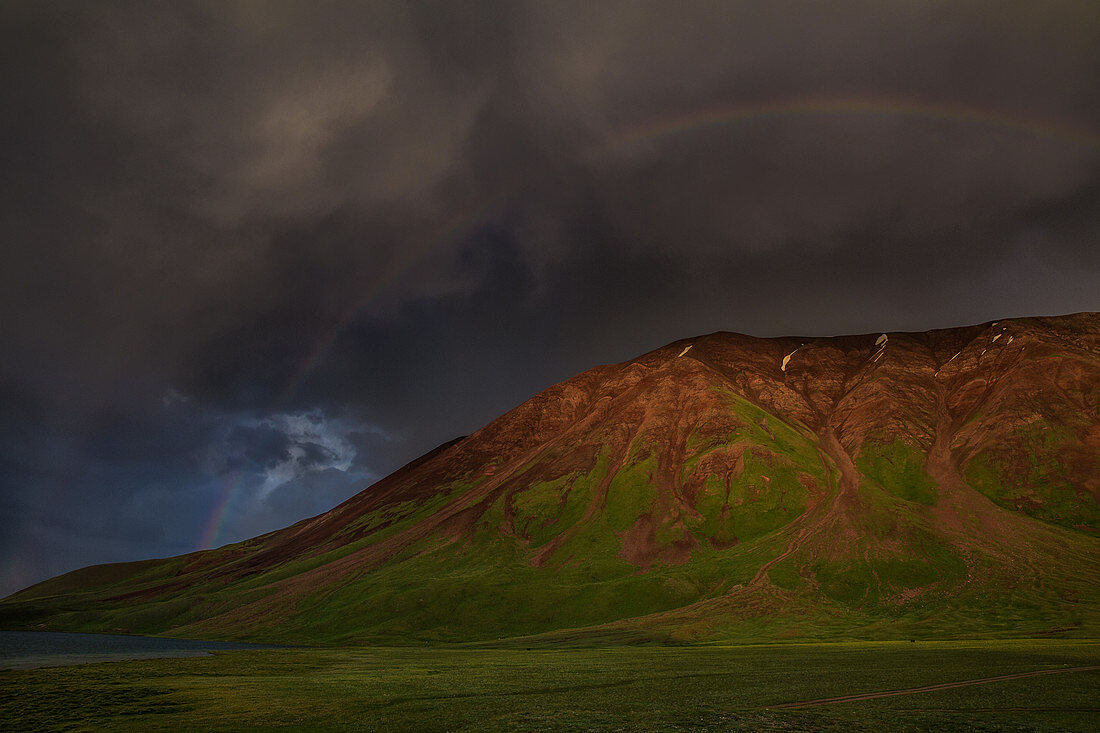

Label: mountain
[2,313,1098,645]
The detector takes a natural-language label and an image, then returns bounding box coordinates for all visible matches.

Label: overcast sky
[1,1,1097,595]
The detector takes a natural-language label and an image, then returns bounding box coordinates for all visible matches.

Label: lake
[0,629,279,669]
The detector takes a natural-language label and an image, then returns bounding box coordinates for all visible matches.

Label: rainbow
[595,96,1100,155]
[265,95,1100,418]
[196,190,511,550]
[194,95,1098,550]
[270,189,513,410]
[198,470,243,551]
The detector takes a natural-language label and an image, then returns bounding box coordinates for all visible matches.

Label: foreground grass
[1,640,1097,731]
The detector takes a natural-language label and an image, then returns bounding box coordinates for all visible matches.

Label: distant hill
[3,313,1098,645]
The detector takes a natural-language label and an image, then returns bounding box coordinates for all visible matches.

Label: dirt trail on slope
[770,665,1100,709]
[923,381,1081,568]
[748,426,859,587]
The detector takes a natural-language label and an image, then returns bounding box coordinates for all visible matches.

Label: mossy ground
[2,640,1097,731]
[857,437,938,505]
[964,422,1100,531]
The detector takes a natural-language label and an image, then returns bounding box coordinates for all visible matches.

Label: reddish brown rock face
[4,313,1097,644]
[302,312,1097,557]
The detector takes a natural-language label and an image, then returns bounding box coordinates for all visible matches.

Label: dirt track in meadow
[770,665,1100,709]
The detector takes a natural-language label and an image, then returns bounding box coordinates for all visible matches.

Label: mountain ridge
[3,312,1098,645]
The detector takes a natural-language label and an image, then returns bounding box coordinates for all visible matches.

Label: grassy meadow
[2,639,1097,731]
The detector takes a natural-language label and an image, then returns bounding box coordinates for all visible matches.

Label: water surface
[0,629,277,669]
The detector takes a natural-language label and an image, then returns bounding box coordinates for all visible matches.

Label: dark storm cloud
[264,467,366,522]
[1,1,1097,594]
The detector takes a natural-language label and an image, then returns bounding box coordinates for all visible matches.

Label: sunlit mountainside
[2,313,1097,645]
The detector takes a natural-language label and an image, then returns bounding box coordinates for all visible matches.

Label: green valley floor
[1,640,1098,731]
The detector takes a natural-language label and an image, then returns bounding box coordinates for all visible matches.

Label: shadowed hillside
[2,313,1098,645]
